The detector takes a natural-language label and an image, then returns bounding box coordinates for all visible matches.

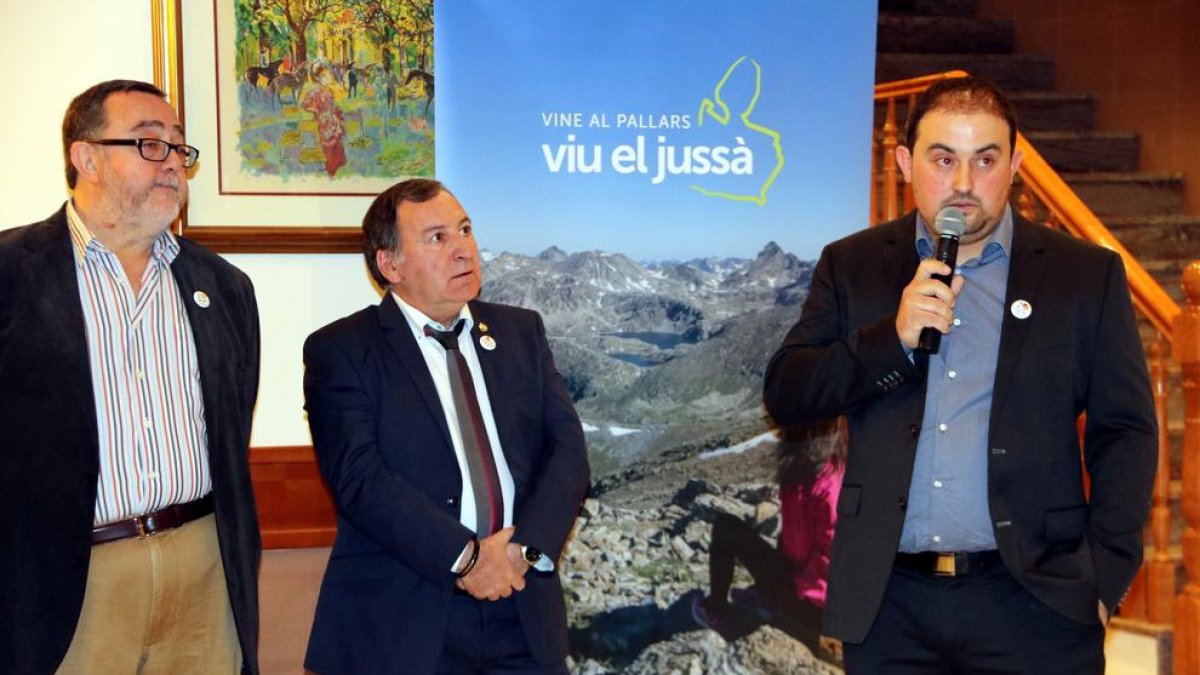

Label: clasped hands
[896,259,965,350]
[456,526,530,601]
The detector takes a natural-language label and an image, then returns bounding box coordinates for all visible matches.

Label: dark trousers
[708,513,823,641]
[844,563,1104,675]
[435,593,567,675]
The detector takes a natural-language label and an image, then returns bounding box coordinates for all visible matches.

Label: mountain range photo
[480,241,814,485]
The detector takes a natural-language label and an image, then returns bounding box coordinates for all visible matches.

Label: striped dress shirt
[67,202,211,526]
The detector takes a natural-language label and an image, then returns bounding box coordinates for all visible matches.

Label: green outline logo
[693,56,785,206]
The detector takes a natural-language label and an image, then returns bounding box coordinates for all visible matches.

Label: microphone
[916,207,967,354]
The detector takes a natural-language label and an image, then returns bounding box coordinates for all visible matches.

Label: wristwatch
[523,546,543,567]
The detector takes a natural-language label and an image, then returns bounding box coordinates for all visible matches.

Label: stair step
[1008,91,1096,132]
[877,14,1015,54]
[1057,172,1184,217]
[875,53,1055,90]
[874,90,1096,136]
[1024,131,1139,173]
[1105,216,1200,264]
[879,0,978,17]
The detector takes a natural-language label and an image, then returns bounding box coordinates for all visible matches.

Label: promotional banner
[436,3,877,671]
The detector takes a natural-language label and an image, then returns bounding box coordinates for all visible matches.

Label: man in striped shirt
[0,80,262,674]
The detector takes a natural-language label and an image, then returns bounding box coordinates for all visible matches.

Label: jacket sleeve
[303,329,473,586]
[1081,253,1158,612]
[764,244,923,426]
[512,312,590,562]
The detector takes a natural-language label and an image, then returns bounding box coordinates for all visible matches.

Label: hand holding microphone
[895,207,966,353]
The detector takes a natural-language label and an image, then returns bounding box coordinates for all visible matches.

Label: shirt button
[143,418,153,429]
[933,480,943,488]
[933,535,942,543]
[938,423,948,432]
[909,424,920,438]
[947,370,957,379]
[136,370,146,380]
[953,318,962,327]
[147,471,159,481]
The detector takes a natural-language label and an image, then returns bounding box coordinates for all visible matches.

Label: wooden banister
[1015,137,1180,337]
[873,70,970,99]
[1176,263,1200,674]
[1147,337,1175,624]
[881,97,900,223]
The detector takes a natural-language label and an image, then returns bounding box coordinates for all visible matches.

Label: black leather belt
[91,494,214,545]
[894,550,1003,577]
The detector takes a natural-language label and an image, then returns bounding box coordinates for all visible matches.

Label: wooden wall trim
[183,226,363,254]
[249,445,337,549]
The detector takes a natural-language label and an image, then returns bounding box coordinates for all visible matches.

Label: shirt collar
[914,204,1013,267]
[65,200,180,268]
[391,292,474,342]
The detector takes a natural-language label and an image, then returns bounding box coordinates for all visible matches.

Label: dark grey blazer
[764,212,1157,643]
[302,297,590,675]
[0,206,262,674]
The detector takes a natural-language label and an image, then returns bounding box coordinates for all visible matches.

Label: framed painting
[152,0,434,252]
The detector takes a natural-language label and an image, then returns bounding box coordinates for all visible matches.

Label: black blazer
[302,297,589,675]
[0,207,262,674]
[764,212,1157,644]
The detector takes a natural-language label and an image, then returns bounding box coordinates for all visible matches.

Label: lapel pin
[1010,299,1032,320]
[479,322,489,333]
[479,335,497,351]
[193,291,211,309]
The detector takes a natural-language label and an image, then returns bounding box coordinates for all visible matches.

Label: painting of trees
[222,0,435,187]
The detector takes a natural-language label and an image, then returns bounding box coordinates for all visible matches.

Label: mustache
[943,196,981,208]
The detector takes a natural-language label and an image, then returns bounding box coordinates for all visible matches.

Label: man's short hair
[62,80,167,189]
[362,178,449,287]
[904,76,1018,153]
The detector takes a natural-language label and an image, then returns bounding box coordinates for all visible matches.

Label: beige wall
[977,0,1200,213]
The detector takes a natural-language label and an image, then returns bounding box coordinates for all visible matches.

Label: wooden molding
[183,227,363,254]
[249,445,337,548]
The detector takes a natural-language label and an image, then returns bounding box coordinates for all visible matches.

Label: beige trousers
[56,514,242,674]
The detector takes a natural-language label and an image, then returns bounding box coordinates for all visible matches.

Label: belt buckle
[134,514,156,538]
[934,552,957,577]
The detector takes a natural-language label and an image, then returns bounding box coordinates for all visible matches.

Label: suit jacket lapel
[377,295,455,449]
[32,209,99,450]
[881,213,921,302]
[171,249,225,460]
[990,217,1048,429]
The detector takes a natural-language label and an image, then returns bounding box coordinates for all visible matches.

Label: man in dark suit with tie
[0,79,261,674]
[764,76,1156,673]
[302,178,590,674]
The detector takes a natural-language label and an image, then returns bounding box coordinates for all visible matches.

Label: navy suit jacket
[764,212,1157,644]
[302,297,589,675]
[0,206,262,674]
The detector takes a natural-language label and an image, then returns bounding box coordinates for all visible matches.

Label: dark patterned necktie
[424,320,503,536]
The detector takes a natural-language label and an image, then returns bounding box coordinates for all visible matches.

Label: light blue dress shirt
[898,206,1014,553]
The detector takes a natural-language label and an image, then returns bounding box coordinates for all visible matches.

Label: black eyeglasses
[87,138,200,168]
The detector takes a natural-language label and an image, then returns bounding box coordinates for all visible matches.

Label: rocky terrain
[560,441,841,674]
